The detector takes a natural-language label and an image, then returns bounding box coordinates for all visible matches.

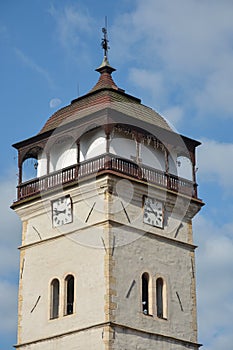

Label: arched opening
[86,136,106,159]
[80,128,106,161]
[22,157,38,182]
[50,137,77,172]
[141,143,165,171]
[156,277,167,319]
[168,151,178,176]
[50,278,60,319]
[110,132,136,162]
[142,272,152,315]
[177,155,193,181]
[37,151,47,177]
[65,274,74,315]
[21,146,43,182]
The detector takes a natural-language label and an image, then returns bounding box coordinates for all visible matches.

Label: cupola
[12,28,201,206]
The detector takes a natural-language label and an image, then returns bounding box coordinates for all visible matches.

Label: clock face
[52,196,73,227]
[143,197,164,228]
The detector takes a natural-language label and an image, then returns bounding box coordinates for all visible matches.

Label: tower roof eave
[12,102,200,154]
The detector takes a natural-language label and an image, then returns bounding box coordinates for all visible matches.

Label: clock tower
[12,31,204,350]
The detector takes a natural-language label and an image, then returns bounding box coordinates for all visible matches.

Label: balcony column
[189,151,196,183]
[18,154,22,185]
[103,124,114,153]
[17,153,23,199]
[46,151,50,175]
[106,132,110,154]
[132,131,143,179]
[103,124,114,169]
[136,140,140,164]
[44,151,50,191]
[164,146,171,190]
[75,140,80,179]
[190,150,197,197]
[76,140,80,163]
[131,131,142,165]
[165,148,169,173]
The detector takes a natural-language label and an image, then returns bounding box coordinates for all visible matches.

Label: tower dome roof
[39,60,172,135]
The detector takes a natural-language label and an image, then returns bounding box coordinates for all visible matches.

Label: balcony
[16,153,198,201]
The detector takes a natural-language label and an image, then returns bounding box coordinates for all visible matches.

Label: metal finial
[101,16,110,58]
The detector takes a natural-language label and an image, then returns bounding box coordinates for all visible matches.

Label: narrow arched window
[65,275,74,315]
[156,277,164,318]
[50,279,59,319]
[142,273,149,315]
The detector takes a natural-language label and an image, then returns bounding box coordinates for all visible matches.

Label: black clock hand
[145,209,154,213]
[147,202,158,217]
[53,209,66,214]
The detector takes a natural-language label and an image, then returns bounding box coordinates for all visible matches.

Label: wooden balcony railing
[17,153,197,201]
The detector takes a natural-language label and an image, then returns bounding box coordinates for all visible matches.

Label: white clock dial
[52,196,73,227]
[143,197,164,228]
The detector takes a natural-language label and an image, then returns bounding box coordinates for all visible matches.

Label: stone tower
[12,43,203,349]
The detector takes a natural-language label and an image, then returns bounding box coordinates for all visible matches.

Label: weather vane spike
[101,16,110,58]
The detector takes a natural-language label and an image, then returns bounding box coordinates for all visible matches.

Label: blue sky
[1,0,233,349]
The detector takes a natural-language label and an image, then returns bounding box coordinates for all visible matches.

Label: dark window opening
[50,279,59,319]
[156,277,163,318]
[65,275,74,315]
[142,272,149,315]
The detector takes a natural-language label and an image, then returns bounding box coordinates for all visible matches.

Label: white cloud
[197,139,233,193]
[49,98,61,109]
[0,176,21,273]
[111,0,233,121]
[113,0,233,73]
[48,4,94,59]
[129,68,166,107]
[14,48,54,88]
[0,176,21,242]
[0,176,21,337]
[0,280,18,333]
[161,106,184,129]
[194,215,233,350]
[195,57,233,116]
